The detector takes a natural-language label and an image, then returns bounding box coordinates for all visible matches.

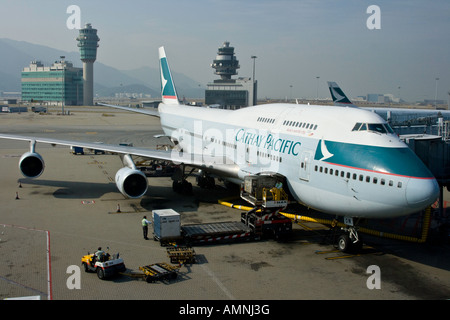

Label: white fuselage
[159,102,439,219]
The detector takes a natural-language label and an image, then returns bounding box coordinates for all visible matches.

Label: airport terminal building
[21,58,83,106]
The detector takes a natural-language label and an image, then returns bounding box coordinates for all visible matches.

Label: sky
[0,0,449,102]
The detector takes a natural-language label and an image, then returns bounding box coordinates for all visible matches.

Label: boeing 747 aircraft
[0,47,440,252]
[328,81,450,125]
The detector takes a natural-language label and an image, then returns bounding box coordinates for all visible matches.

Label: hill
[0,38,203,98]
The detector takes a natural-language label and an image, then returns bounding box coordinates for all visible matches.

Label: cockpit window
[368,123,386,133]
[352,122,395,134]
[384,123,395,134]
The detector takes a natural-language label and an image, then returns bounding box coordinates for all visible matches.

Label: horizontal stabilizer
[98,103,160,117]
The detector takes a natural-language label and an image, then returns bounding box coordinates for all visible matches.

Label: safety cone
[15,192,19,200]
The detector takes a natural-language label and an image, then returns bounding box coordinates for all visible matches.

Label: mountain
[121,66,204,99]
[0,38,203,98]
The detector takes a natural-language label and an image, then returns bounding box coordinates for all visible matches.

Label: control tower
[211,41,240,80]
[206,41,256,109]
[76,23,99,106]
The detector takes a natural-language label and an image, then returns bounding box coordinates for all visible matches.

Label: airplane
[0,47,440,252]
[327,81,450,126]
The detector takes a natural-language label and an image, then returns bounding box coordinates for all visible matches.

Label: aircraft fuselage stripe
[323,161,435,180]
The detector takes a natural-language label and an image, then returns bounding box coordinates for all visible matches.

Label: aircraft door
[299,149,313,181]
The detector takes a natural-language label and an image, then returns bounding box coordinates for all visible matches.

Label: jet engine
[115,167,148,198]
[19,152,45,178]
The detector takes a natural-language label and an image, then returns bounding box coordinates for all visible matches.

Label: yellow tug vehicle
[81,247,126,280]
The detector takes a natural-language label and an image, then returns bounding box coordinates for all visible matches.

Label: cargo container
[152,209,181,243]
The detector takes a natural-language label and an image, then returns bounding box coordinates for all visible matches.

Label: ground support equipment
[240,174,289,208]
[166,246,196,264]
[181,221,253,244]
[241,209,292,240]
[138,263,179,283]
[81,252,126,280]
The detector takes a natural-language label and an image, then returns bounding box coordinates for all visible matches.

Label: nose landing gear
[335,217,363,253]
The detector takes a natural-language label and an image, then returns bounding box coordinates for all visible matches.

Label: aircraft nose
[406,178,440,209]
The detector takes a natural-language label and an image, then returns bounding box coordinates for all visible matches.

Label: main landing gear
[334,217,363,253]
[172,165,193,195]
[172,166,216,195]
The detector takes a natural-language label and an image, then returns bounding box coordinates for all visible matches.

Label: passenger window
[398,182,402,188]
[381,179,385,185]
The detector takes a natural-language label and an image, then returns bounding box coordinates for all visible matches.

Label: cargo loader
[152,207,292,246]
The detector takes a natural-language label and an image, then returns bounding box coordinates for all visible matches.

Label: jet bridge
[402,134,450,218]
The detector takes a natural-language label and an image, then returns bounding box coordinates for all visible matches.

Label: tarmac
[0,107,450,301]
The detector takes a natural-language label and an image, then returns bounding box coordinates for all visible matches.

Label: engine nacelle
[115,167,148,198]
[19,152,45,178]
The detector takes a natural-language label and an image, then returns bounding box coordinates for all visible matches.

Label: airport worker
[142,216,152,240]
[94,247,105,263]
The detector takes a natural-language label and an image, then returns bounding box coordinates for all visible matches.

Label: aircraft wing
[0,133,239,178]
[97,103,160,117]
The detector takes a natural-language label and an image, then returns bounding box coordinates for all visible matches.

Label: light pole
[435,77,440,109]
[251,55,257,106]
[447,90,450,110]
[251,55,257,81]
[316,76,320,100]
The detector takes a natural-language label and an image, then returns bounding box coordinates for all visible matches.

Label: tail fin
[159,46,180,105]
[327,81,357,107]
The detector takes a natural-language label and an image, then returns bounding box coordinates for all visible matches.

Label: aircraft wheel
[172,181,183,193]
[337,234,351,252]
[182,181,192,194]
